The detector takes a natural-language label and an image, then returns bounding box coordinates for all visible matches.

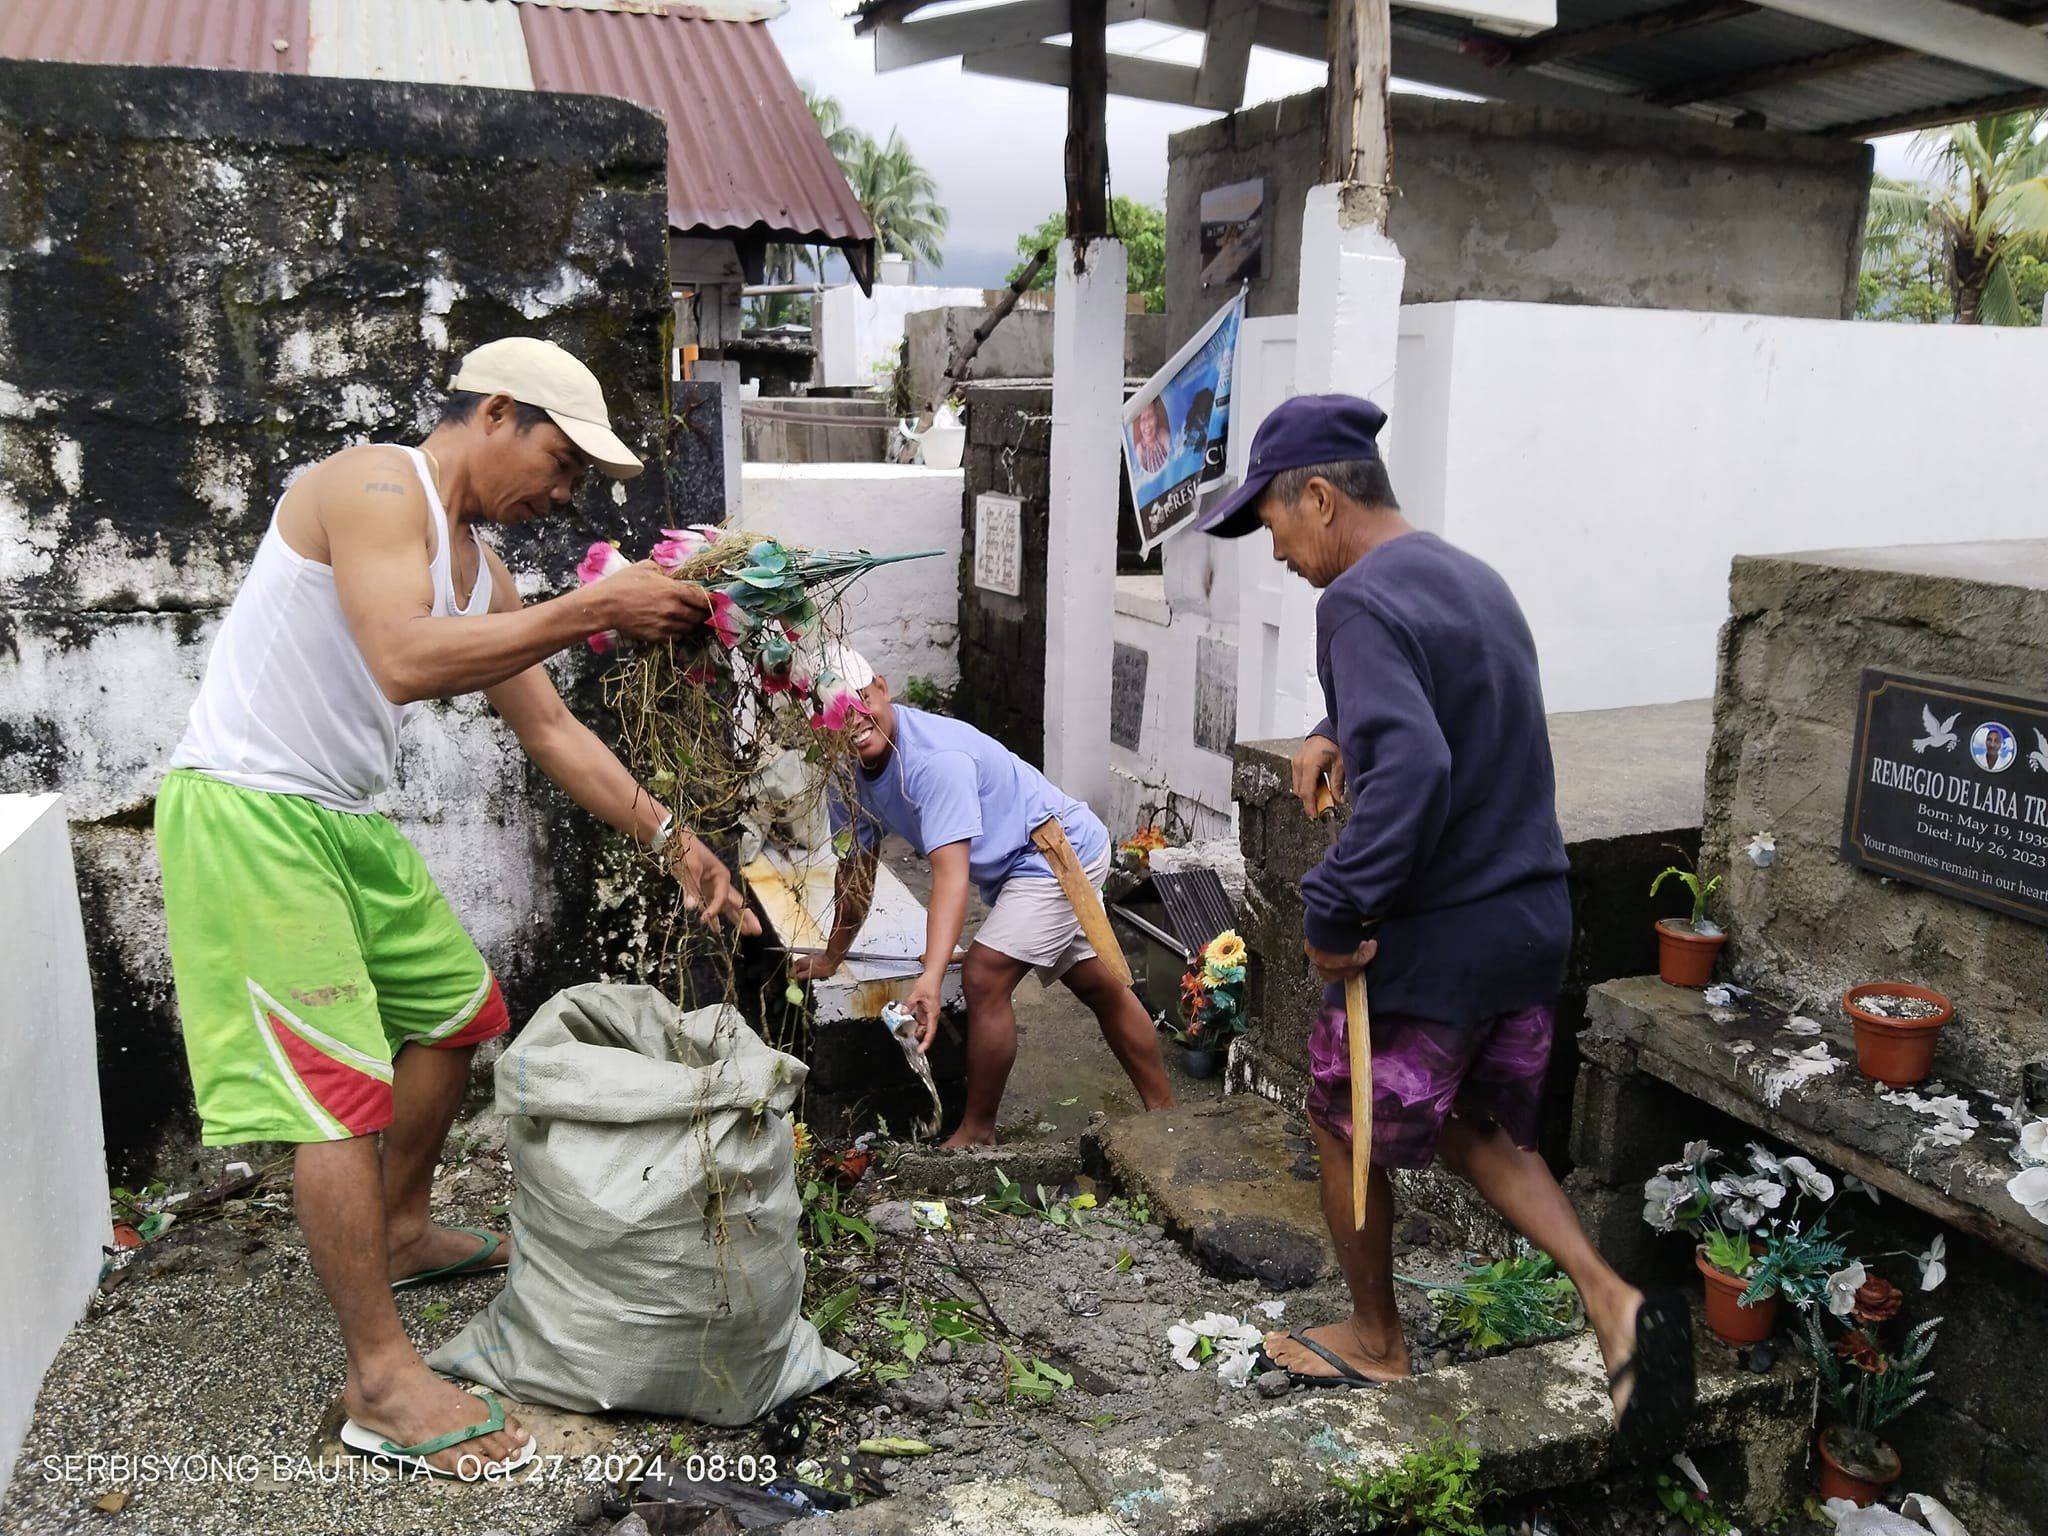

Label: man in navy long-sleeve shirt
[1197,394,1691,1455]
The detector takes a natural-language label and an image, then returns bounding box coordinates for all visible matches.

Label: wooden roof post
[1066,0,1110,240]
[1324,0,1394,232]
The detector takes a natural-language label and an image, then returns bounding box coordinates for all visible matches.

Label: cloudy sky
[768,2,1919,287]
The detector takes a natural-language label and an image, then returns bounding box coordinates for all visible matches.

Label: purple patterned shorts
[1304,984,1553,1171]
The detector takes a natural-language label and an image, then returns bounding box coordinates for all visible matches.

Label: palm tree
[843,128,948,272]
[1866,110,2048,324]
[802,85,863,167]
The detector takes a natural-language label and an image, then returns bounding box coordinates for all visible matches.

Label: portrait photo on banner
[1120,290,1244,557]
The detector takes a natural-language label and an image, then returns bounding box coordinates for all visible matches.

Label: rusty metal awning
[0,0,876,278]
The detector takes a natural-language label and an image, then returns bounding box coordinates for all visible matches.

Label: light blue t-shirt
[828,706,1110,903]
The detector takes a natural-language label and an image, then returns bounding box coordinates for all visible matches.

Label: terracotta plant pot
[1816,1425,1901,1508]
[1695,1246,1778,1345]
[1656,919,1727,988]
[1181,1047,1218,1080]
[1842,982,1954,1089]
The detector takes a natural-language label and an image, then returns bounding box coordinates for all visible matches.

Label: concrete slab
[1087,1098,1333,1291]
[1587,975,2048,1275]
[816,1327,1811,1534]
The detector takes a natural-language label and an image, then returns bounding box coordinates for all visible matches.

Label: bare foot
[940,1127,997,1149]
[344,1364,529,1475]
[1261,1320,1412,1384]
[387,1224,512,1283]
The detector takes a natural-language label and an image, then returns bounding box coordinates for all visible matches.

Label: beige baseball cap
[449,336,644,479]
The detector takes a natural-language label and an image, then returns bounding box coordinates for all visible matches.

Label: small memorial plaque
[1841,668,2048,926]
[973,493,1022,597]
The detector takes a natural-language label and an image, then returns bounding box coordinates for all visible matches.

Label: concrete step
[817,1324,1812,1534]
[1084,1096,1335,1291]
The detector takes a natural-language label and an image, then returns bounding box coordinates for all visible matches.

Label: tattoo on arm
[364,481,407,495]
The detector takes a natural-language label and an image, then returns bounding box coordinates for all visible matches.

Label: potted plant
[1841,982,1954,1089]
[1173,930,1247,1078]
[1805,1281,1941,1507]
[1643,1140,1780,1343]
[1650,853,1725,988]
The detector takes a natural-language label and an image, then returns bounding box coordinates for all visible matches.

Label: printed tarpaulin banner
[1122,289,1244,557]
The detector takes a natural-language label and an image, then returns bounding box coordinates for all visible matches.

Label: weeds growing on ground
[1332,1419,1493,1535]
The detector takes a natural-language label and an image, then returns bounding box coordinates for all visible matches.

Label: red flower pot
[1696,1247,1778,1345]
[1656,920,1726,988]
[1842,983,1953,1089]
[1816,1425,1901,1508]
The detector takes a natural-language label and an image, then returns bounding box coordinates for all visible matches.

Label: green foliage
[1007,198,1167,312]
[807,1283,862,1340]
[1856,212,1951,324]
[1331,1421,1492,1536]
[1861,110,2048,325]
[1701,1227,1758,1281]
[1402,1246,1579,1351]
[1000,1347,1073,1403]
[1650,851,1721,932]
[801,1178,876,1252]
[1654,1472,1738,1535]
[845,129,949,269]
[902,675,951,712]
[1741,1216,1846,1311]
[418,1299,451,1327]
[1805,1309,1942,1441]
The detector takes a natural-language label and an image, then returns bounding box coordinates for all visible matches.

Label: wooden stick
[1030,817,1133,987]
[1311,776,1372,1231]
[1345,971,1372,1231]
[897,247,1050,462]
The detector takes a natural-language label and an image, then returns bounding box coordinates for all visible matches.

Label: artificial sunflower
[1206,931,1247,969]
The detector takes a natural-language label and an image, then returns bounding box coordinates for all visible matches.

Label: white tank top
[169,446,493,813]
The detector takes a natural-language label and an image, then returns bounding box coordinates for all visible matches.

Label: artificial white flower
[1711,1173,1786,1229]
[1254,1299,1286,1321]
[2021,1118,2048,1165]
[1217,1348,1259,1389]
[1780,1155,1836,1203]
[1917,1234,1947,1292]
[1642,1173,1691,1233]
[2009,1166,2048,1227]
[1842,1173,1882,1204]
[1168,1313,1263,1374]
[1826,1261,1868,1317]
[1167,1323,1205,1371]
[1658,1140,1718,1177]
[1747,832,1776,868]
[1747,1144,1783,1176]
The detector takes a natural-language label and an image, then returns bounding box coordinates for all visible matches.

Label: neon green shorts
[158,769,510,1145]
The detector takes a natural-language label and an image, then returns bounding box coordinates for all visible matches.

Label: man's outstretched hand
[905,972,943,1053]
[671,837,761,935]
[1305,936,1378,984]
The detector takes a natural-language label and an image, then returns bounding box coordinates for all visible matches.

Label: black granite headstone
[1193,635,1238,756]
[1841,668,2048,926]
[1111,642,1149,751]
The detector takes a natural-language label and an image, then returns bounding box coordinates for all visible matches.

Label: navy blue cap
[1194,393,1388,538]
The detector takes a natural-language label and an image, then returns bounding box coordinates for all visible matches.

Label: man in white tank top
[158,337,755,1476]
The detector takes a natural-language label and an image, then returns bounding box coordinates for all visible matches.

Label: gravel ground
[2,1110,1540,1536]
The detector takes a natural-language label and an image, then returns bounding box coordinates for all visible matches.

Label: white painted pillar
[0,794,106,1490]
[1042,236,1126,813]
[1239,184,1405,740]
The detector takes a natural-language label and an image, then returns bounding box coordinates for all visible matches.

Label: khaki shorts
[973,848,1113,986]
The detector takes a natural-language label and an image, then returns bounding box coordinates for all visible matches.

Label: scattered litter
[1727,1041,1757,1058]
[856,1437,934,1458]
[1254,1299,1286,1321]
[1853,992,1946,1022]
[1709,1008,1741,1025]
[880,1002,944,1141]
[1783,1016,1823,1036]
[909,1201,950,1231]
[1756,1042,1840,1107]
[1702,985,1734,1007]
[1669,1450,1709,1497]
[91,1492,131,1515]
[1746,831,1776,868]
[223,1161,253,1180]
[1824,1492,1972,1535]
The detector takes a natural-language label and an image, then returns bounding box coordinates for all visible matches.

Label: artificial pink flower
[809,681,867,731]
[577,541,629,586]
[708,588,755,650]
[650,525,722,572]
[587,631,614,655]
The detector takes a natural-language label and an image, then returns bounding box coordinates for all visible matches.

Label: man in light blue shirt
[796,651,1174,1145]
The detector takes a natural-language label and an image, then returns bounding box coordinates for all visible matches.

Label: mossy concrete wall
[0,59,674,1181]
[1702,542,2048,1100]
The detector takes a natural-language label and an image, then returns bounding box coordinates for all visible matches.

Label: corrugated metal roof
[0,0,869,254]
[307,0,533,89]
[520,4,873,249]
[0,0,307,72]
